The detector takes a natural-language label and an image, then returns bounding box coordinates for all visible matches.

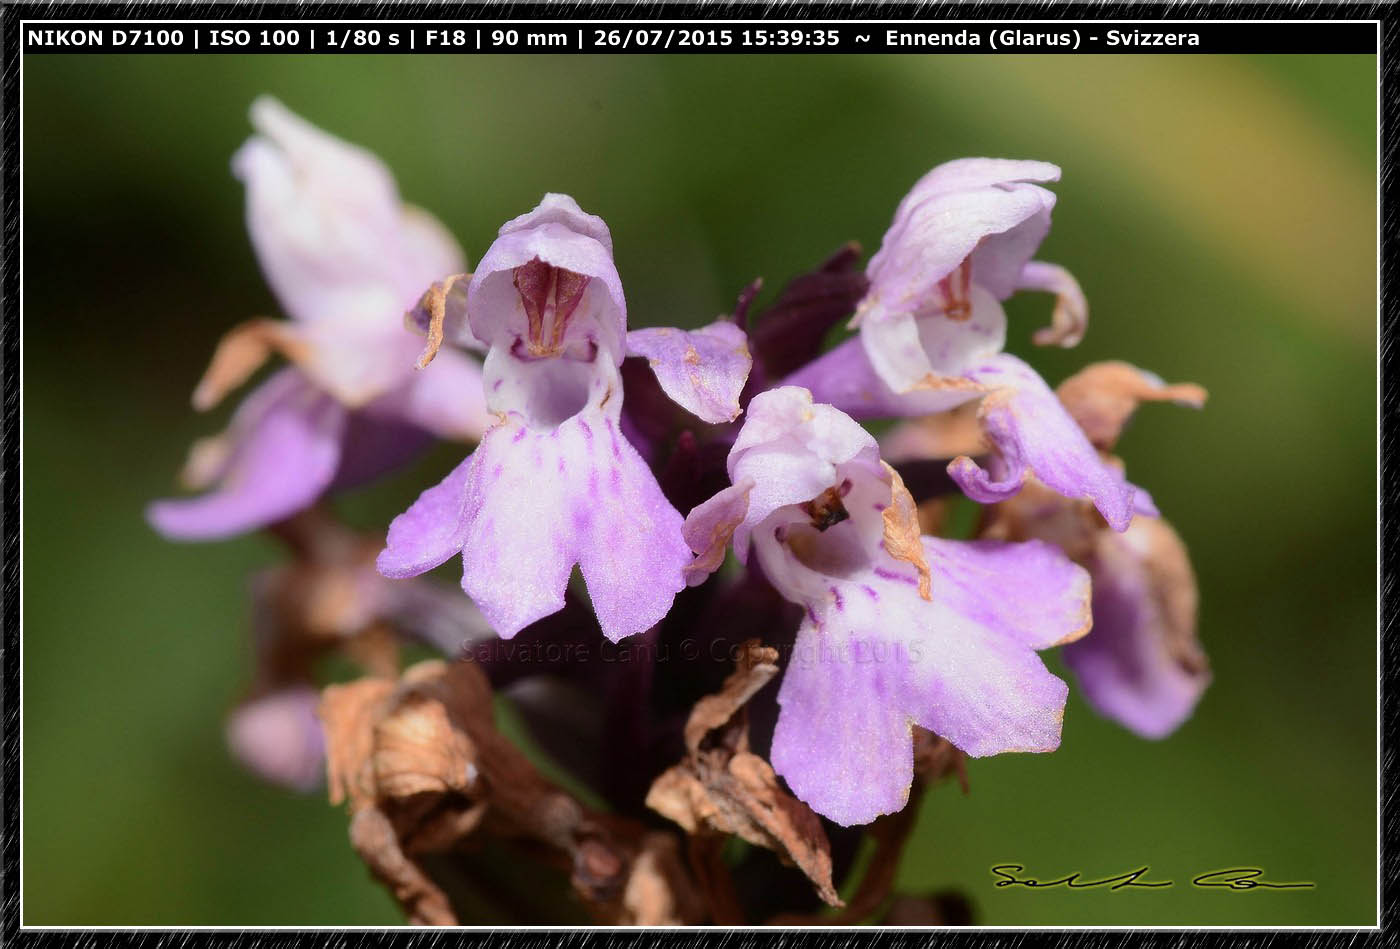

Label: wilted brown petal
[618,833,708,926]
[1055,361,1206,452]
[647,640,843,908]
[320,677,397,811]
[371,680,481,800]
[349,805,458,926]
[190,318,309,411]
[406,272,471,369]
[680,638,777,753]
[881,463,932,600]
[322,658,706,925]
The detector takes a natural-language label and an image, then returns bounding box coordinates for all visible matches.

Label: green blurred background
[22,53,1376,925]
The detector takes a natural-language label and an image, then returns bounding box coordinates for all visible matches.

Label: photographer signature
[991,864,1315,891]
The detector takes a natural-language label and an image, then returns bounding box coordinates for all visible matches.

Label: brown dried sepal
[320,658,704,925]
[321,676,398,812]
[1055,361,1207,452]
[370,665,482,801]
[880,463,932,600]
[190,318,309,411]
[408,272,471,369]
[646,640,843,908]
[349,804,458,925]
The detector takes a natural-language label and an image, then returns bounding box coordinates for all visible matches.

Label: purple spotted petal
[771,619,918,827]
[771,551,1072,826]
[147,370,346,541]
[625,320,752,423]
[461,413,687,640]
[379,411,689,642]
[376,451,477,579]
[1063,518,1209,738]
[948,354,1140,531]
[694,391,1085,826]
[922,536,1092,649]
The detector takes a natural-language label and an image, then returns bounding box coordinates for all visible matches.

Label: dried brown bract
[190,318,309,412]
[647,640,842,909]
[406,272,471,369]
[1055,361,1206,452]
[320,658,705,925]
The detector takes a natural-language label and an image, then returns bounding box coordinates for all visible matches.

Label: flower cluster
[151,101,1208,923]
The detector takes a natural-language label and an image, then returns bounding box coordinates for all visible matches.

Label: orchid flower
[980,362,1210,738]
[784,159,1148,531]
[147,97,491,541]
[377,194,751,642]
[683,387,1091,825]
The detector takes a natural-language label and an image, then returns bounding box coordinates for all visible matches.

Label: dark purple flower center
[512,257,592,358]
[801,479,854,532]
